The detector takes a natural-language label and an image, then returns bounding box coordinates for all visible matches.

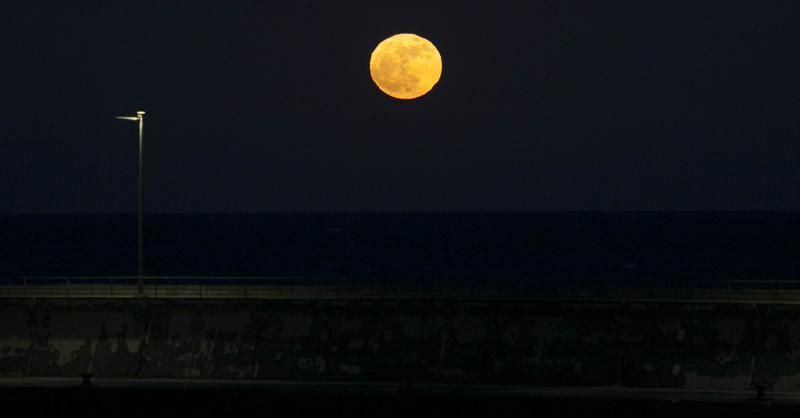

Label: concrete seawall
[2,297,800,391]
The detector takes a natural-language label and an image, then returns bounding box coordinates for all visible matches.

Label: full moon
[369,34,442,100]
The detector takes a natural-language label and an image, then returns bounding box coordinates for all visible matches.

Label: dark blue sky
[2,1,799,212]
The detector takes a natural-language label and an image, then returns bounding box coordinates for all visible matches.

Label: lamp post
[116,109,146,295]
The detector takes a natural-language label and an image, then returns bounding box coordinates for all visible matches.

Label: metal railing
[1,275,800,303]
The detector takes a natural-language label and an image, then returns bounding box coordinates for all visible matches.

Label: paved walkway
[0,378,790,404]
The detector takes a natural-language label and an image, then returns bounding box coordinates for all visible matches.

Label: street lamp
[116,109,146,295]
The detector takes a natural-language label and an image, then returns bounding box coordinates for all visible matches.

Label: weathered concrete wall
[0,300,148,378]
[2,298,800,390]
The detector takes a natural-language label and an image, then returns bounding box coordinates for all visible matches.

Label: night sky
[2,1,799,213]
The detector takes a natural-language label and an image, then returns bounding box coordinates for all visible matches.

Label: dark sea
[0,212,797,288]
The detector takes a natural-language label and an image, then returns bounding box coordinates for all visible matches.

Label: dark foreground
[0,384,796,418]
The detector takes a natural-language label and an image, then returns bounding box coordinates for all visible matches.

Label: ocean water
[0,212,797,288]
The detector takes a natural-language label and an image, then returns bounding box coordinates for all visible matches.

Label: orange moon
[369,34,442,100]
